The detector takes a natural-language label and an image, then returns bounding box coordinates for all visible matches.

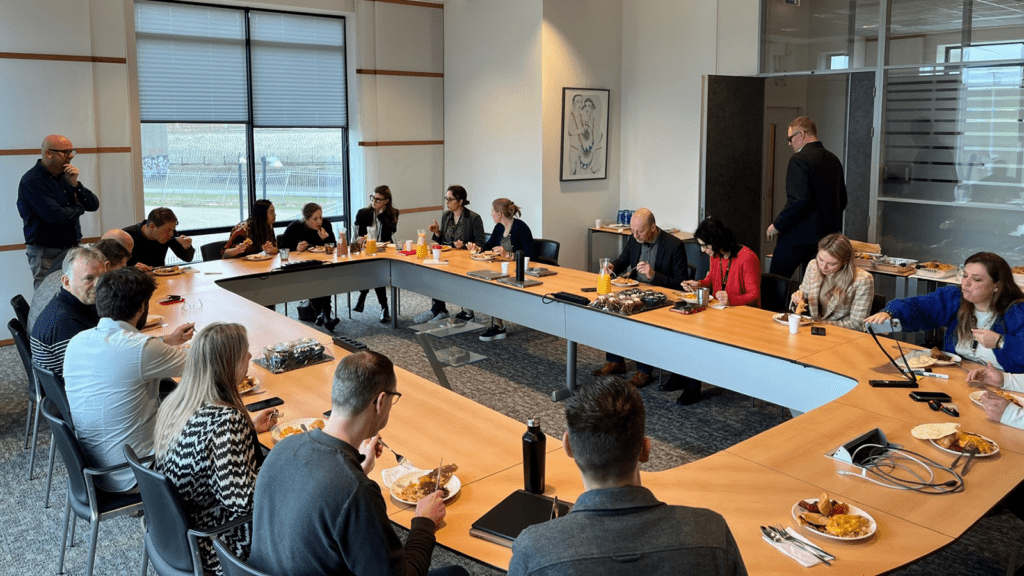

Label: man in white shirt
[63,267,194,491]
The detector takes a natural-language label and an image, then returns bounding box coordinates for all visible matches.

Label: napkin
[762,527,824,567]
[398,250,417,256]
[421,259,449,265]
[381,461,421,488]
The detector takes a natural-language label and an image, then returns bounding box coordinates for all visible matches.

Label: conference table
[143,246,1024,575]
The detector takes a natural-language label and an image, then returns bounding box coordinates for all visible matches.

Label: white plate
[153,267,182,276]
[611,279,639,287]
[307,246,326,253]
[244,252,274,261]
[675,291,719,305]
[237,375,261,395]
[142,314,164,330]
[469,253,494,261]
[389,469,462,505]
[970,390,1024,408]
[897,350,938,370]
[929,351,962,366]
[270,418,325,445]
[772,313,813,326]
[929,433,999,457]
[791,499,877,541]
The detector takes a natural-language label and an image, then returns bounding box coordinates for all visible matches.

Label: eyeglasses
[697,241,709,249]
[443,196,457,204]
[49,149,76,157]
[370,195,386,204]
[385,390,402,405]
[786,131,803,144]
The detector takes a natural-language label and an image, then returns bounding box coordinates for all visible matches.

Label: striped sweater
[30,288,99,376]
[157,404,262,575]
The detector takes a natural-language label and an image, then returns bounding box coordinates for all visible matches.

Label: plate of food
[470,251,494,261]
[896,350,938,370]
[791,493,876,541]
[142,314,164,330]
[772,312,813,326]
[237,374,260,395]
[970,390,1024,408]
[389,464,461,505]
[926,347,961,366]
[244,252,275,262]
[611,278,639,287]
[271,417,325,444]
[911,422,999,457]
[153,265,182,276]
[675,291,719,305]
[307,246,326,253]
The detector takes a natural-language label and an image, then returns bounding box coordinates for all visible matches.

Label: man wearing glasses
[765,117,847,309]
[17,135,99,288]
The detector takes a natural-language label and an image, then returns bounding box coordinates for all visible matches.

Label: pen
[913,370,949,379]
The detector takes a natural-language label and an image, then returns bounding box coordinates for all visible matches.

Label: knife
[960,445,980,476]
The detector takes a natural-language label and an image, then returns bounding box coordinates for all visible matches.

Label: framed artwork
[560,87,609,181]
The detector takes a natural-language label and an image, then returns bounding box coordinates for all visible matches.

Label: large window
[134,1,350,235]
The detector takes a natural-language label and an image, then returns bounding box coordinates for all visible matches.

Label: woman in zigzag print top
[154,323,279,575]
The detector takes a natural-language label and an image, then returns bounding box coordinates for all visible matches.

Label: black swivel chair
[11,293,30,329]
[870,293,887,316]
[9,318,42,480]
[533,239,560,267]
[41,398,144,576]
[760,272,799,313]
[201,241,228,262]
[125,445,253,576]
[35,365,73,508]
[212,538,272,576]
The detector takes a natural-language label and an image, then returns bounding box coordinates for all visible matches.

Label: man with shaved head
[17,135,100,288]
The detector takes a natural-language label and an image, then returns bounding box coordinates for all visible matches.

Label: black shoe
[324,316,341,332]
[454,310,475,321]
[379,307,391,324]
[658,375,689,392]
[675,389,701,406]
[353,294,366,313]
[314,313,325,326]
[479,326,507,341]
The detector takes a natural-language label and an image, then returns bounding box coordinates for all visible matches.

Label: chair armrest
[188,512,253,538]
[83,453,155,478]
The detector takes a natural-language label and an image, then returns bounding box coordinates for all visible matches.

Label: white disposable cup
[523,257,530,271]
[433,247,442,261]
[501,261,510,274]
[595,219,602,228]
[788,314,800,335]
[405,240,414,251]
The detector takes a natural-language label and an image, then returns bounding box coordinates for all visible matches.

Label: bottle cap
[527,418,540,428]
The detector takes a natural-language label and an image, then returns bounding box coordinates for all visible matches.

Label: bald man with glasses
[17,135,100,288]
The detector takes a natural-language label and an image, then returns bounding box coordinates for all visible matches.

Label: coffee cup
[788,314,800,335]
[595,219,602,228]
[433,247,442,261]
[696,287,710,307]
[523,257,531,272]
[501,261,510,274]
[405,239,414,251]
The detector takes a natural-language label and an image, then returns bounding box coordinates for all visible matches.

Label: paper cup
[432,247,442,261]
[501,262,510,274]
[788,314,800,334]
[405,240,414,251]
[523,257,530,271]
[595,219,602,228]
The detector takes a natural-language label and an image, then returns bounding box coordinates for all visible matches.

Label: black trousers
[765,240,816,312]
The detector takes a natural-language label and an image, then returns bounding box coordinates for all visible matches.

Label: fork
[378,438,410,466]
[959,446,980,476]
[772,525,835,561]
[762,526,833,565]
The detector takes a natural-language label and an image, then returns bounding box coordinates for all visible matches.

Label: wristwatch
[997,334,1006,350]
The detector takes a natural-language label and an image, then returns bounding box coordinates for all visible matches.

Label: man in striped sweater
[30,246,106,376]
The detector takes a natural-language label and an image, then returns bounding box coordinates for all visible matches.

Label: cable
[836,443,964,493]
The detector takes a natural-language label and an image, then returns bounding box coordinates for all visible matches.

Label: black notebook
[469,490,573,548]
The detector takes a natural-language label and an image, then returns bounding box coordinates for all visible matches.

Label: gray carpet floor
[0,290,1018,575]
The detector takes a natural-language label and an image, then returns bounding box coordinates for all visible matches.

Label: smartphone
[159,295,183,305]
[580,287,597,292]
[909,391,953,403]
[811,326,826,336]
[246,397,284,412]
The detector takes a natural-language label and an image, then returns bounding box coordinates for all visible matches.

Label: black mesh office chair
[9,318,42,480]
[125,445,253,576]
[34,365,73,508]
[201,241,228,262]
[11,293,30,329]
[533,239,560,267]
[41,398,144,576]
[212,537,272,576]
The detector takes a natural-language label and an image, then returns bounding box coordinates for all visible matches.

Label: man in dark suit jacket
[766,117,847,286]
[593,208,689,388]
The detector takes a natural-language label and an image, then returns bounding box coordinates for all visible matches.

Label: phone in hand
[246,397,284,412]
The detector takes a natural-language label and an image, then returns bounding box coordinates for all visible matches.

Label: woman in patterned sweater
[154,323,279,574]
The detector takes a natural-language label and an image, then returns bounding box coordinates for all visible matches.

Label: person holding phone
[154,323,278,574]
[865,252,1024,372]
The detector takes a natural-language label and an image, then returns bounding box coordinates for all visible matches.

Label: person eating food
[468,198,535,342]
[354,185,399,323]
[788,233,874,329]
[223,199,279,258]
[865,252,1024,372]
[281,202,340,331]
[682,217,759,308]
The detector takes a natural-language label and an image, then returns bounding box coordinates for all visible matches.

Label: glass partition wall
[763,0,1024,267]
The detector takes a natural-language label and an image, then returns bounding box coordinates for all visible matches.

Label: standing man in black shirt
[17,135,100,288]
[123,207,195,270]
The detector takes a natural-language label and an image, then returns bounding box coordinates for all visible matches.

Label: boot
[314,313,325,326]
[379,304,391,324]
[353,291,367,313]
[324,316,341,332]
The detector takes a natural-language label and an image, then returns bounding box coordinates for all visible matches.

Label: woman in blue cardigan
[865,252,1024,372]
[469,198,535,341]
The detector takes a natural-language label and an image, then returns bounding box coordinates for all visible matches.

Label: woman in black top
[354,186,399,323]
[223,199,278,258]
[280,203,339,331]
[416,185,486,323]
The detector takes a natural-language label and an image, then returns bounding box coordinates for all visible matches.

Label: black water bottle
[515,250,526,282]
[523,418,545,493]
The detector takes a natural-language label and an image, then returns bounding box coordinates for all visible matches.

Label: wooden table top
[142,251,1022,574]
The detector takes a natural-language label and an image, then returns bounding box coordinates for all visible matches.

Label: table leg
[416,332,452,390]
[551,340,578,402]
[391,286,399,328]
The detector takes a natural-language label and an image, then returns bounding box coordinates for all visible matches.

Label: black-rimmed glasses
[385,390,402,405]
[786,131,803,144]
[443,196,456,204]
[49,149,76,157]
[370,195,386,204]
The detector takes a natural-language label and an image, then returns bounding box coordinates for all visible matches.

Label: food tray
[253,352,334,374]
[874,257,918,275]
[915,266,957,279]
[589,289,674,317]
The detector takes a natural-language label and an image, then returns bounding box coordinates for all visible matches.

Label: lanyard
[719,256,733,292]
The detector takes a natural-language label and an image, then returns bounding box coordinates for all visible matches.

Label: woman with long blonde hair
[154,323,278,574]
[791,233,874,330]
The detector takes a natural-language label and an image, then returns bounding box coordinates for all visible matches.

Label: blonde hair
[817,233,855,306]
[154,323,252,458]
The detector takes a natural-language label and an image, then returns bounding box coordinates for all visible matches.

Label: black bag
[296,300,316,321]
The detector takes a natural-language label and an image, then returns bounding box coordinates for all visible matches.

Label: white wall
[541,0,623,270]
[443,0,544,235]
